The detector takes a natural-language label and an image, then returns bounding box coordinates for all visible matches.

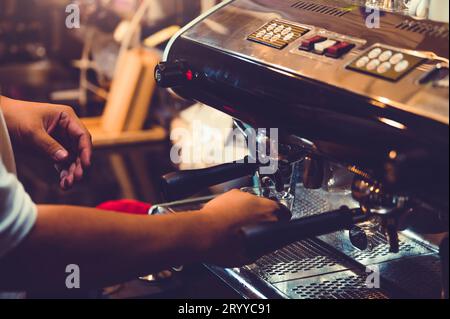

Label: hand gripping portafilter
[161,158,368,259]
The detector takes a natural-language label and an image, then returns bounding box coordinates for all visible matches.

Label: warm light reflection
[371,99,387,109]
[378,117,407,130]
[377,97,392,106]
[389,150,398,160]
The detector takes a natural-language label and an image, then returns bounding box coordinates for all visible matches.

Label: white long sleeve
[0,111,37,259]
[0,161,37,259]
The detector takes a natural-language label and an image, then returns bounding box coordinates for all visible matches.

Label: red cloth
[97,200,152,215]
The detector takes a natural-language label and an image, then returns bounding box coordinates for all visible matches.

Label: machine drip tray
[274,270,390,299]
[151,186,442,299]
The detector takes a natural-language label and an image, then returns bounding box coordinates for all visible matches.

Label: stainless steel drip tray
[235,236,439,299]
[247,239,350,284]
[150,186,442,299]
[320,230,435,267]
[273,270,390,299]
[232,234,395,299]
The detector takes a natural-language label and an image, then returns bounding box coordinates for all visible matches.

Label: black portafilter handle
[161,157,259,202]
[241,207,363,259]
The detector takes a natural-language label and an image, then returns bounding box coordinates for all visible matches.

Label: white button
[263,32,274,40]
[368,48,382,59]
[314,39,338,54]
[379,50,393,62]
[366,59,381,71]
[356,56,370,68]
[270,34,281,42]
[390,53,404,65]
[281,27,292,36]
[377,62,392,74]
[266,23,277,31]
[274,25,285,33]
[255,30,266,38]
[283,32,295,41]
[395,60,410,73]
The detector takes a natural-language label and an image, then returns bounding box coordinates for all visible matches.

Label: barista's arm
[0,190,282,292]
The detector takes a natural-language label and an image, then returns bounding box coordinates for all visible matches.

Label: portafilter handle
[161,157,259,202]
[240,207,365,260]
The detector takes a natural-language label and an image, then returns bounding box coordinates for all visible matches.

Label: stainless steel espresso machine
[152,0,449,299]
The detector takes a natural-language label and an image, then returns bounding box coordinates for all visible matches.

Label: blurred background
[0,0,231,209]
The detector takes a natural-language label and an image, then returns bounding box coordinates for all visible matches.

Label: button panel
[248,20,309,50]
[300,35,356,58]
[347,46,426,82]
[325,41,356,58]
[299,36,327,51]
[314,39,338,54]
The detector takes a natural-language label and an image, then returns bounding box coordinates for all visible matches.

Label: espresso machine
[152,0,449,299]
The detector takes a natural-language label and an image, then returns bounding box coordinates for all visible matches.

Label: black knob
[303,155,325,189]
[155,61,194,88]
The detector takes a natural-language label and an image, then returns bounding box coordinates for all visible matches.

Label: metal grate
[249,239,348,283]
[291,1,351,17]
[349,232,414,260]
[347,232,434,264]
[321,230,435,267]
[154,189,442,299]
[244,184,438,298]
[291,189,330,218]
[396,20,449,39]
[278,270,390,299]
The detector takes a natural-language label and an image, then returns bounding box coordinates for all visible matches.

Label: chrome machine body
[153,0,449,299]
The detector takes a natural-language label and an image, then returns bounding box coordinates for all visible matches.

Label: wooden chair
[81,48,164,147]
[81,26,180,147]
[81,26,179,199]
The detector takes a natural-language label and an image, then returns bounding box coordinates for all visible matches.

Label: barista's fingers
[60,176,71,190]
[74,158,84,182]
[254,195,291,222]
[62,163,77,189]
[274,203,293,222]
[60,169,69,180]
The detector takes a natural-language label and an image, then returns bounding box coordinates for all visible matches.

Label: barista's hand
[199,189,291,267]
[0,96,92,190]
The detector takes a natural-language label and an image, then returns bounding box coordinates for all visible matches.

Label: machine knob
[155,61,195,88]
[303,155,325,189]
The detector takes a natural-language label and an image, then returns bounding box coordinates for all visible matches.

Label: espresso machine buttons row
[299,35,327,51]
[248,20,309,49]
[299,35,355,58]
[347,46,426,81]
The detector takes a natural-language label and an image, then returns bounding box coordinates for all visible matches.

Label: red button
[299,36,327,51]
[325,42,355,58]
[185,70,194,81]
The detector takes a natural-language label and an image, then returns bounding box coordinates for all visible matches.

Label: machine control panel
[247,19,310,49]
[299,35,356,58]
[347,46,427,82]
[181,3,449,124]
